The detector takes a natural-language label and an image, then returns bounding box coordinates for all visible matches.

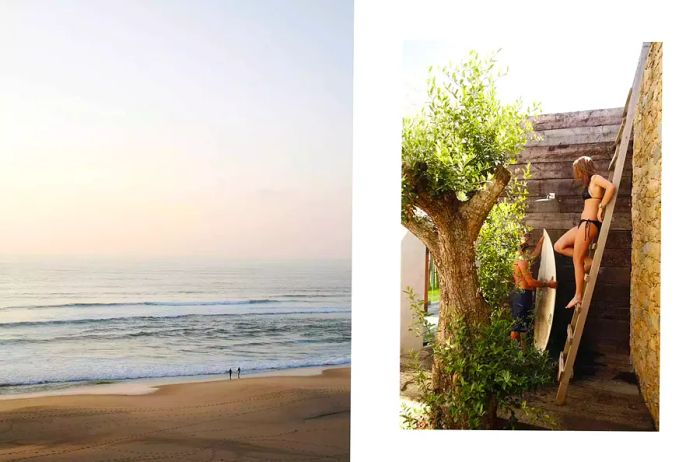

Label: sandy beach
[0,367,350,461]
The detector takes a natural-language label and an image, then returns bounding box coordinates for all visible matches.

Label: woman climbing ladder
[553,156,617,309]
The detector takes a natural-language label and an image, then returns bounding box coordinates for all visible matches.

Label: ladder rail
[610,88,633,171]
[555,42,651,405]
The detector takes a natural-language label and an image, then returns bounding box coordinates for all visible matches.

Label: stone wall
[630,42,661,429]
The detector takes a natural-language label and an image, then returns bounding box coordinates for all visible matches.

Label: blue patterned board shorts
[510,289,534,333]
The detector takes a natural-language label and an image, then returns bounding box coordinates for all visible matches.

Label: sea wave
[0,299,287,311]
[0,308,351,329]
[0,357,351,390]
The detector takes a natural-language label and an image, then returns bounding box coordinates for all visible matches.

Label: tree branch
[403,162,452,226]
[403,212,439,257]
[461,165,511,228]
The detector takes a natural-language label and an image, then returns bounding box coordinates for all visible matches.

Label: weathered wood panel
[532,108,624,131]
[550,247,631,267]
[527,198,560,213]
[528,125,619,146]
[588,284,633,305]
[528,196,631,213]
[596,266,632,285]
[519,141,632,165]
[513,160,631,181]
[541,228,631,249]
[525,212,631,231]
[526,177,632,198]
[580,318,630,350]
[520,143,616,163]
[593,306,631,322]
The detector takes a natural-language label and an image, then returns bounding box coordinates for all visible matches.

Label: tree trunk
[429,217,490,427]
[404,166,512,428]
[485,394,498,429]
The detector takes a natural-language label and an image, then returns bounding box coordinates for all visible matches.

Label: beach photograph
[0,0,352,460]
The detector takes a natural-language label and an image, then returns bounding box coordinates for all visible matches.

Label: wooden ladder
[555,42,651,404]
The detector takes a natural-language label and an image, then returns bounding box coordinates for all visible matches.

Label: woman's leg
[566,223,600,308]
[554,226,578,258]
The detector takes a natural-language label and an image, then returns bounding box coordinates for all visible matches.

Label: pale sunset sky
[0,0,352,260]
[403,41,644,116]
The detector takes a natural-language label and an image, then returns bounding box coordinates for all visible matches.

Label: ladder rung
[609,145,621,171]
[614,121,625,146]
[558,351,565,382]
[622,87,632,116]
[610,88,632,171]
[565,324,574,351]
[571,306,580,330]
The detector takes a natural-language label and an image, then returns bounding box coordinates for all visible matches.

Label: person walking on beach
[237,367,241,379]
[228,368,232,380]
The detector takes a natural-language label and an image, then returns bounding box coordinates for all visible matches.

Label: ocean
[0,257,351,395]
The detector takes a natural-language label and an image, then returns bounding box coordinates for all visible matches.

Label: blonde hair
[572,156,597,186]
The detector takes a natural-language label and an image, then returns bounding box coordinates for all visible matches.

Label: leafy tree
[402,51,540,420]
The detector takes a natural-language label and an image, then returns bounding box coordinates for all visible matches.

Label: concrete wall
[630,42,662,429]
[400,229,426,355]
[516,108,633,357]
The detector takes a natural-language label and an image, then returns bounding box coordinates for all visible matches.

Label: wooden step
[610,88,632,170]
[558,351,565,382]
[614,121,625,147]
[622,87,632,117]
[615,88,632,143]
[610,89,631,170]
[565,324,574,352]
[571,306,581,330]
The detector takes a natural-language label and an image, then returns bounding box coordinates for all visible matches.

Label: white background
[352,0,699,460]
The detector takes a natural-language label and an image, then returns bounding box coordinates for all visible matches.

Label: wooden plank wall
[514,108,633,358]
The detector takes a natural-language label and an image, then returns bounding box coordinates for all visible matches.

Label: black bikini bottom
[578,219,602,241]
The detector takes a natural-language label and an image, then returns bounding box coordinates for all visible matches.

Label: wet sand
[0,367,350,461]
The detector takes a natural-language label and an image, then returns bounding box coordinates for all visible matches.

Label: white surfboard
[534,229,557,351]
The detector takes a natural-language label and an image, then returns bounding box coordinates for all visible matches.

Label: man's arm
[528,234,544,261]
[516,260,557,289]
[516,260,540,289]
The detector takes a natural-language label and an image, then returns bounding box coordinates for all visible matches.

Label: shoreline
[0,363,350,402]
[0,367,350,461]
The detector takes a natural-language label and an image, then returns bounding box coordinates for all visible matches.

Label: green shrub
[476,165,531,309]
[403,291,554,429]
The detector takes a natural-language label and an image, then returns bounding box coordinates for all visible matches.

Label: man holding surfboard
[511,233,557,344]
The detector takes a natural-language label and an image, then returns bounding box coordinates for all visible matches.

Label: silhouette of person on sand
[228,368,232,380]
[237,367,241,379]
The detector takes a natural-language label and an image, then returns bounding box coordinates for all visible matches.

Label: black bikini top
[582,185,602,201]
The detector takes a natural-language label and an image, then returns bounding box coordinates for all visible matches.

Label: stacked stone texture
[630,42,661,429]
